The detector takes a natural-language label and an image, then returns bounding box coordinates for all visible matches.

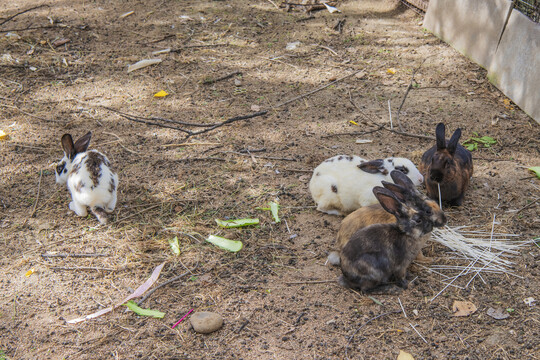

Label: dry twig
[41,253,109,258]
[396,57,432,131]
[0,4,49,27]
[51,266,117,272]
[202,71,242,84]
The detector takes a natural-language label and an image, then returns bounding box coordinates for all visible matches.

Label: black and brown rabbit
[338,186,446,292]
[419,123,473,206]
[328,170,446,265]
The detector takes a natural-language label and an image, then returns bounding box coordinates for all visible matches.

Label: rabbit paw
[69,201,88,217]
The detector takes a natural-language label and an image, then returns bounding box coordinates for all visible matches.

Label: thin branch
[187,111,268,137]
[218,151,296,162]
[170,43,228,52]
[0,4,49,27]
[41,253,109,258]
[321,125,384,138]
[174,157,233,162]
[285,280,336,285]
[0,25,57,33]
[273,69,365,109]
[202,71,242,85]
[103,106,268,139]
[51,266,117,271]
[396,57,433,131]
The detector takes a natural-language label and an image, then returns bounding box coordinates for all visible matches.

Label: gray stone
[190,311,223,334]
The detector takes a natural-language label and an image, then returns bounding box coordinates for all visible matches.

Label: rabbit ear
[381,181,408,202]
[61,134,76,159]
[447,128,462,155]
[435,123,446,150]
[373,187,403,217]
[390,169,414,189]
[74,131,92,154]
[358,159,388,175]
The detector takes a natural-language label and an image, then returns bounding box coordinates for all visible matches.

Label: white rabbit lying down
[309,155,423,215]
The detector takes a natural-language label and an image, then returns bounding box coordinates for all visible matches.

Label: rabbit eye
[395,165,409,174]
[56,163,65,174]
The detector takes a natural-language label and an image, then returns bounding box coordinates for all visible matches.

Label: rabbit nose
[430,171,443,182]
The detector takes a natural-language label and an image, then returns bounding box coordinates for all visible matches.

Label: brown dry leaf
[452,300,477,317]
[397,350,415,360]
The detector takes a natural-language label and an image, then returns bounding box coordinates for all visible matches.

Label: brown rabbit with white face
[419,123,473,206]
[338,186,444,292]
[327,170,446,266]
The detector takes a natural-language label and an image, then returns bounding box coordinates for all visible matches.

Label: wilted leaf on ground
[168,236,180,255]
[486,307,509,320]
[127,59,162,73]
[206,235,243,252]
[67,262,166,324]
[463,132,497,151]
[154,90,169,98]
[528,167,540,179]
[452,300,477,317]
[269,201,280,223]
[25,268,35,277]
[125,300,165,318]
[215,218,260,228]
[397,350,415,360]
[0,130,8,140]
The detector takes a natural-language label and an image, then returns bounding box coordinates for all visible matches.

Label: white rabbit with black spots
[55,132,118,224]
[309,155,423,215]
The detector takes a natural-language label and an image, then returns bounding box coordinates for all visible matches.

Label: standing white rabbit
[55,132,118,224]
[309,155,423,215]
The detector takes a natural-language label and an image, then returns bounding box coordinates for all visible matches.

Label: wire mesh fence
[514,0,540,22]
[402,0,539,23]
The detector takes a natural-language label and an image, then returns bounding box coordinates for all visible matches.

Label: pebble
[190,311,223,334]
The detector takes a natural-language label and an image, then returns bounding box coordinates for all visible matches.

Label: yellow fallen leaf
[349,120,359,126]
[397,350,414,360]
[25,268,35,277]
[0,130,8,140]
[153,90,169,98]
[387,68,397,74]
[452,300,477,317]
[503,98,511,105]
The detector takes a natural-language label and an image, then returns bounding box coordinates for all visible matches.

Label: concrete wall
[424,0,540,123]
[488,10,540,122]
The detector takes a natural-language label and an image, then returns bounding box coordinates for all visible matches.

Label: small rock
[486,307,509,320]
[190,311,223,334]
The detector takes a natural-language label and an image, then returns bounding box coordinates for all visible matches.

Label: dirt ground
[1,0,539,359]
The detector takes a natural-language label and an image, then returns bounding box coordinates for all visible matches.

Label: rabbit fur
[419,123,473,206]
[338,185,446,292]
[328,170,446,266]
[55,132,118,224]
[309,155,424,215]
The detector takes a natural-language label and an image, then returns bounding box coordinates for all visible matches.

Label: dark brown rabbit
[338,186,445,292]
[328,170,446,266]
[419,122,473,206]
